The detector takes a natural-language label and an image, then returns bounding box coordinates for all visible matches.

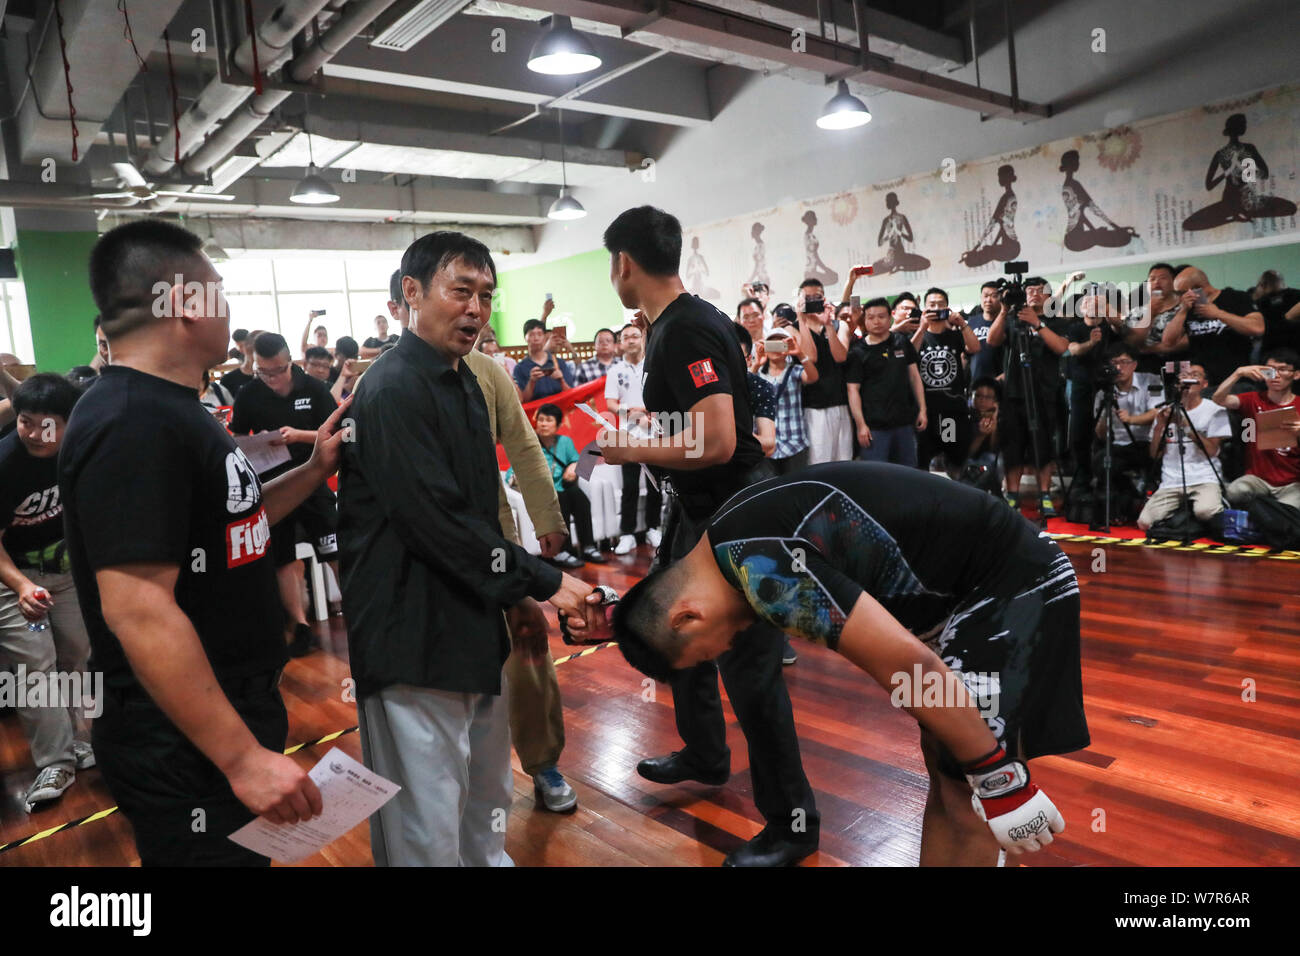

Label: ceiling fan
[68,163,237,206]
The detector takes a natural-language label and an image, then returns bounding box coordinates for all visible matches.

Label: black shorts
[999,396,1060,469]
[922,549,1089,779]
[93,682,288,866]
[271,486,339,568]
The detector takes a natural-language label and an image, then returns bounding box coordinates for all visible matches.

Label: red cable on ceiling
[53,0,79,162]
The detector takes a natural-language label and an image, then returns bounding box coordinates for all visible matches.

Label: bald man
[1162,266,1263,388]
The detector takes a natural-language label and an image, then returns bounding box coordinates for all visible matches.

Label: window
[0,280,33,362]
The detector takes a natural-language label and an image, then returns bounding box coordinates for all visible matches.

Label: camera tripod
[1151,386,1228,545]
[1090,376,1140,532]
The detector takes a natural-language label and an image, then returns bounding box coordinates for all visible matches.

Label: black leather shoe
[550,551,584,569]
[636,751,729,786]
[580,547,608,564]
[722,827,818,867]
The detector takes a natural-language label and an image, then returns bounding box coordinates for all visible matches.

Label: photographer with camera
[910,287,979,475]
[1162,266,1263,390]
[1089,345,1164,523]
[514,316,576,402]
[797,279,853,464]
[987,276,1070,516]
[1064,283,1130,484]
[1212,350,1300,509]
[1137,364,1231,531]
[890,292,921,336]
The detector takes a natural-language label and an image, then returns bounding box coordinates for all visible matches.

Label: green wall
[17,229,100,373]
[492,248,626,346]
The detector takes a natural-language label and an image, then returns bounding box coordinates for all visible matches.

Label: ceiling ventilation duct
[370,0,476,51]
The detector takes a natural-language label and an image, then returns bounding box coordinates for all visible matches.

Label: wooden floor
[2,537,1298,867]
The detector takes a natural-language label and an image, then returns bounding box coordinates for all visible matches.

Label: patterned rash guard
[705,462,1068,650]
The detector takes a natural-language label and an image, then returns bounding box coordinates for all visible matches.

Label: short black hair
[88,218,206,338]
[923,286,949,304]
[314,324,327,334]
[253,332,290,359]
[736,297,762,317]
[1264,346,1300,368]
[1148,262,1176,278]
[893,292,918,308]
[523,318,546,336]
[305,346,332,363]
[971,376,1002,401]
[401,231,496,296]
[389,268,403,305]
[731,321,753,357]
[862,296,890,313]
[535,403,563,424]
[594,327,616,343]
[980,280,1001,292]
[1103,343,1138,362]
[232,328,249,343]
[771,303,797,324]
[12,372,82,420]
[798,278,824,292]
[1023,276,1048,289]
[92,314,103,331]
[611,566,684,682]
[603,206,682,277]
[335,336,359,360]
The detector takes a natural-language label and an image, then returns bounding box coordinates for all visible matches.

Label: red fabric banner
[497,378,608,471]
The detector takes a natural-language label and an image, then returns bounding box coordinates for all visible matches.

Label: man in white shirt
[1091,344,1163,478]
[1137,363,1231,530]
[604,324,663,555]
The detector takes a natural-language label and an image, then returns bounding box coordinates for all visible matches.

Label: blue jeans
[858,425,918,467]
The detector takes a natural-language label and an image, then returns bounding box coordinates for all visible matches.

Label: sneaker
[614,534,637,555]
[288,622,319,658]
[24,766,74,812]
[782,638,798,666]
[1040,494,1058,519]
[1005,492,1021,510]
[646,527,662,549]
[580,546,608,564]
[532,766,578,814]
[73,741,96,770]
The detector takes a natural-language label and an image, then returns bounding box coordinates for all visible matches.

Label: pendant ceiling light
[817,80,871,130]
[547,109,586,221]
[528,15,601,76]
[291,98,340,205]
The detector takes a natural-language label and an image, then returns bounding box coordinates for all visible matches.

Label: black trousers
[620,462,662,534]
[94,681,287,866]
[556,480,596,549]
[917,395,971,473]
[659,498,819,842]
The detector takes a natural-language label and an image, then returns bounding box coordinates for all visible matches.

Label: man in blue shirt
[514,319,575,401]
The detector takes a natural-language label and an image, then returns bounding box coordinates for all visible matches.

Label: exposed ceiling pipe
[182,0,401,176]
[142,0,335,177]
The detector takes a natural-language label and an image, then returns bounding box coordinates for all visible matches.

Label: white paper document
[575,403,659,491]
[234,431,292,476]
[227,747,400,863]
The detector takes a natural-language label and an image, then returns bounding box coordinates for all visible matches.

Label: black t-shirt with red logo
[59,366,287,692]
[0,431,63,561]
[643,293,764,516]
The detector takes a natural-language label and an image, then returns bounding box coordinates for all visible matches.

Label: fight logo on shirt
[226,506,271,568]
[688,359,719,388]
[225,449,260,514]
[294,397,313,411]
[11,485,61,527]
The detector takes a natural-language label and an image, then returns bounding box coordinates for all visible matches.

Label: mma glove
[964,746,1065,854]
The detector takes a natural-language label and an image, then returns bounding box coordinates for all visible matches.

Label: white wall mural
[684,84,1299,306]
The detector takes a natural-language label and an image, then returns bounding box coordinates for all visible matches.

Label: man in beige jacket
[378,276,577,812]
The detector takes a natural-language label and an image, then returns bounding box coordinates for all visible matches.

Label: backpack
[1147,507,1206,543]
[1245,496,1300,551]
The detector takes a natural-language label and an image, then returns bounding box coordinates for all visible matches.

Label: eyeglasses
[1112,358,1137,366]
[255,364,291,380]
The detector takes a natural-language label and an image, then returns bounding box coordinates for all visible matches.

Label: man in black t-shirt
[796,279,853,464]
[912,287,980,476]
[63,219,352,866]
[231,332,339,657]
[965,281,1006,386]
[0,374,94,812]
[608,462,1087,865]
[987,278,1070,515]
[360,313,400,358]
[598,206,818,867]
[1255,275,1300,356]
[846,297,925,467]
[1163,266,1264,389]
[1063,284,1130,482]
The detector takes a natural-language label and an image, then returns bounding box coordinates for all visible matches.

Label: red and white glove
[965,746,1064,854]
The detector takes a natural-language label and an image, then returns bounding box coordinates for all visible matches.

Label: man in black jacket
[338,231,592,867]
